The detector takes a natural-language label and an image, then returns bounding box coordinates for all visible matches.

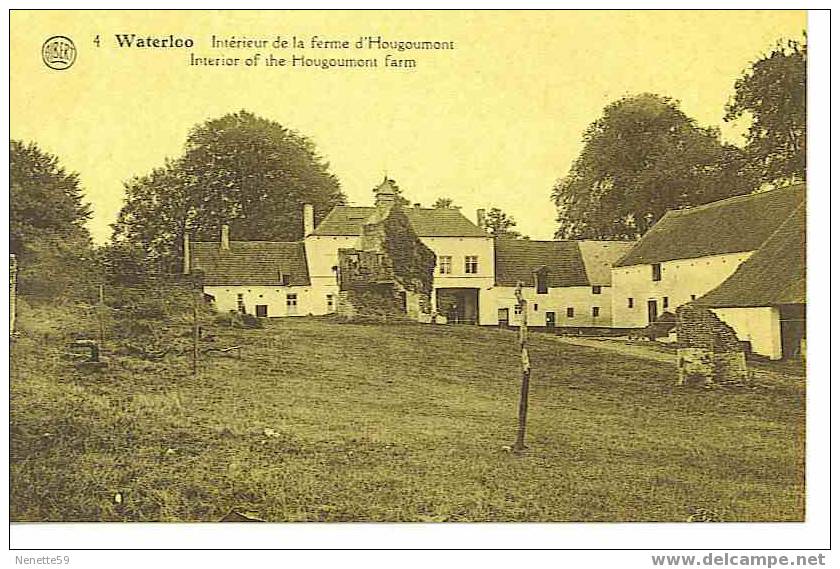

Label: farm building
[610,183,805,330]
[693,202,806,360]
[304,177,494,324]
[189,226,313,318]
[189,177,805,339]
[190,178,493,322]
[484,239,634,329]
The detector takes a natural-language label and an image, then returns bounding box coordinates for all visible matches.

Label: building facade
[482,239,633,328]
[307,178,494,324]
[694,203,806,360]
[611,184,805,330]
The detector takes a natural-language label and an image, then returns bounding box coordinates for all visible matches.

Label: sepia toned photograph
[10,9,811,532]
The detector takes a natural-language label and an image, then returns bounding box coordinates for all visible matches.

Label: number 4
[93,34,100,47]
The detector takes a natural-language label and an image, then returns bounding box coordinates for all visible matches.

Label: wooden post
[97,284,105,352]
[513,281,531,452]
[10,254,17,335]
[192,283,199,376]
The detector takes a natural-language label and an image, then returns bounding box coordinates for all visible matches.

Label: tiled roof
[614,184,805,267]
[191,241,310,286]
[311,206,489,237]
[494,240,590,288]
[577,241,636,286]
[695,204,805,308]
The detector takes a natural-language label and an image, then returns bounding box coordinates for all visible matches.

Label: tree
[482,207,528,239]
[10,140,96,300]
[112,110,346,269]
[725,37,806,185]
[432,197,455,209]
[552,94,755,240]
[10,140,91,257]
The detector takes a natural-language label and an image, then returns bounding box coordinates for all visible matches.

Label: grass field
[10,315,805,522]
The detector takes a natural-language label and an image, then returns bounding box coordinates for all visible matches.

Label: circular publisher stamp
[42,36,76,70]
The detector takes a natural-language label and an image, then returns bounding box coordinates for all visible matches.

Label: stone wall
[336,285,413,324]
[675,304,749,387]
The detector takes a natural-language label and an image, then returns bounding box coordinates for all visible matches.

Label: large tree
[482,207,528,240]
[725,38,806,185]
[112,110,346,269]
[10,140,95,299]
[552,94,755,240]
[11,140,91,257]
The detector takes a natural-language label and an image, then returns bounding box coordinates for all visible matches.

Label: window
[514,303,523,315]
[326,294,334,310]
[533,303,539,311]
[278,272,290,286]
[286,293,298,315]
[438,256,452,275]
[652,263,662,282]
[690,294,697,301]
[236,293,245,314]
[627,297,634,309]
[592,285,602,295]
[663,296,669,309]
[592,306,600,318]
[465,256,479,274]
[255,304,268,318]
[566,307,575,318]
[535,270,548,294]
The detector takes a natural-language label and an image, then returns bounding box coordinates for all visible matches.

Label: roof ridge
[666,183,804,217]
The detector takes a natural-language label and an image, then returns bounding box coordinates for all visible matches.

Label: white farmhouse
[610,184,805,329]
[306,178,494,324]
[190,225,313,318]
[693,202,805,360]
[483,239,634,329]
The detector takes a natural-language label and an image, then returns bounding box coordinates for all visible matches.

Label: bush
[212,311,263,329]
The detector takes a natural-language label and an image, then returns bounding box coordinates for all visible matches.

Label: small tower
[373,176,399,208]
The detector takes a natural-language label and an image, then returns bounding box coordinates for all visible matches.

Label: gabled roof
[494,240,590,288]
[577,240,636,285]
[191,241,310,286]
[614,184,805,267]
[311,206,489,238]
[695,203,805,308]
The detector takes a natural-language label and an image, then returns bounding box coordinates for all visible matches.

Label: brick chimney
[303,204,315,236]
[476,208,486,230]
[182,232,191,275]
[221,224,230,251]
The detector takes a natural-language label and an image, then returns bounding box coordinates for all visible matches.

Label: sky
[10,10,806,243]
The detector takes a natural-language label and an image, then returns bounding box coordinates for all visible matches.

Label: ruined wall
[335,205,435,323]
[676,304,749,387]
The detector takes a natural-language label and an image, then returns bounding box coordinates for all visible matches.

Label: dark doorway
[647,300,658,324]
[436,288,480,324]
[255,304,268,318]
[498,308,509,328]
[779,304,806,359]
[546,311,556,329]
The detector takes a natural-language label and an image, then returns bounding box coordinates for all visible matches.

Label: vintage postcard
[8,7,824,554]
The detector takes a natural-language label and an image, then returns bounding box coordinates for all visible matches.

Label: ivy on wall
[381,206,436,295]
